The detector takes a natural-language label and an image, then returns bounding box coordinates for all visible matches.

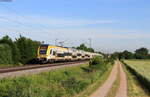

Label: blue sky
[0,0,150,53]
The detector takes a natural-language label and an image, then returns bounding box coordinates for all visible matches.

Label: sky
[0,0,150,53]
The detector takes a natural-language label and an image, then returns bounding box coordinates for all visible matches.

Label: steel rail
[0,61,88,73]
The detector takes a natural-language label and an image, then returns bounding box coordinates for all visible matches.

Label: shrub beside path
[89,60,127,97]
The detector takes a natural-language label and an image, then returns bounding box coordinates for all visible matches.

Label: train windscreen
[39,45,48,54]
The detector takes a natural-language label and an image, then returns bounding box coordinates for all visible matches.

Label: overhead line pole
[89,38,92,48]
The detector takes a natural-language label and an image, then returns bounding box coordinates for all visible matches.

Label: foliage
[104,57,115,65]
[0,35,40,65]
[15,35,40,64]
[110,52,121,60]
[89,56,111,72]
[0,36,20,64]
[135,48,149,59]
[111,48,150,60]
[121,50,134,59]
[0,63,111,97]
[0,44,13,65]
[76,44,94,52]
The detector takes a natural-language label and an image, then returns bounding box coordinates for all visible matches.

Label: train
[37,44,102,63]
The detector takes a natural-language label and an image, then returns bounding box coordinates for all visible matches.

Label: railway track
[0,60,88,74]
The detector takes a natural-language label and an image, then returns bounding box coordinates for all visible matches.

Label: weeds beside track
[0,61,88,73]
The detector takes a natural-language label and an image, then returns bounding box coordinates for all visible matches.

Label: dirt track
[115,61,127,97]
[90,60,127,97]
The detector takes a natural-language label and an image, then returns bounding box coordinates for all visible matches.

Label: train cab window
[39,45,48,54]
[50,49,52,54]
[53,51,56,55]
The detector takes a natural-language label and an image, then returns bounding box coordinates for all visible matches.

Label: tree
[76,44,94,52]
[111,52,121,60]
[121,50,134,59]
[76,44,87,51]
[87,48,94,52]
[0,36,20,64]
[15,36,40,64]
[135,48,149,59]
[0,44,13,64]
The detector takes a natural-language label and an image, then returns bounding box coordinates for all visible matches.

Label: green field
[122,62,149,97]
[124,60,150,81]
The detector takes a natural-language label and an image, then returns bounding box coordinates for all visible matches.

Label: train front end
[37,44,49,63]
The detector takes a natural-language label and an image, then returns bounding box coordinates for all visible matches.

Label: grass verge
[76,64,113,97]
[0,62,112,97]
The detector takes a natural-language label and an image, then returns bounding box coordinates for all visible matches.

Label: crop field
[124,60,150,81]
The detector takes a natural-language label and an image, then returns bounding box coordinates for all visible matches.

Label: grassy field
[124,60,150,96]
[124,60,150,81]
[123,63,149,97]
[0,62,112,97]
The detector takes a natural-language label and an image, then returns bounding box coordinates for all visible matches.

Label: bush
[0,36,20,64]
[15,36,40,64]
[0,35,41,65]
[0,44,13,65]
[89,56,106,71]
[104,57,115,65]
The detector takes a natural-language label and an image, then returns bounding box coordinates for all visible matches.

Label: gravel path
[115,61,127,97]
[90,60,127,97]
[0,62,87,79]
[89,61,118,97]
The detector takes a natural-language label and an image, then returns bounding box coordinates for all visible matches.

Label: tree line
[0,37,94,66]
[0,35,40,66]
[0,35,149,66]
[76,44,94,52]
[111,48,150,60]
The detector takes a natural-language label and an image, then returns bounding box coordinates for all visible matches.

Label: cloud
[0,13,150,53]
[45,28,150,39]
[31,18,114,26]
[0,13,114,27]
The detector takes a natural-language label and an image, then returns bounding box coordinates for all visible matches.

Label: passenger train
[37,44,102,63]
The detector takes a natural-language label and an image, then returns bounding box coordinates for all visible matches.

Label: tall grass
[0,60,112,97]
